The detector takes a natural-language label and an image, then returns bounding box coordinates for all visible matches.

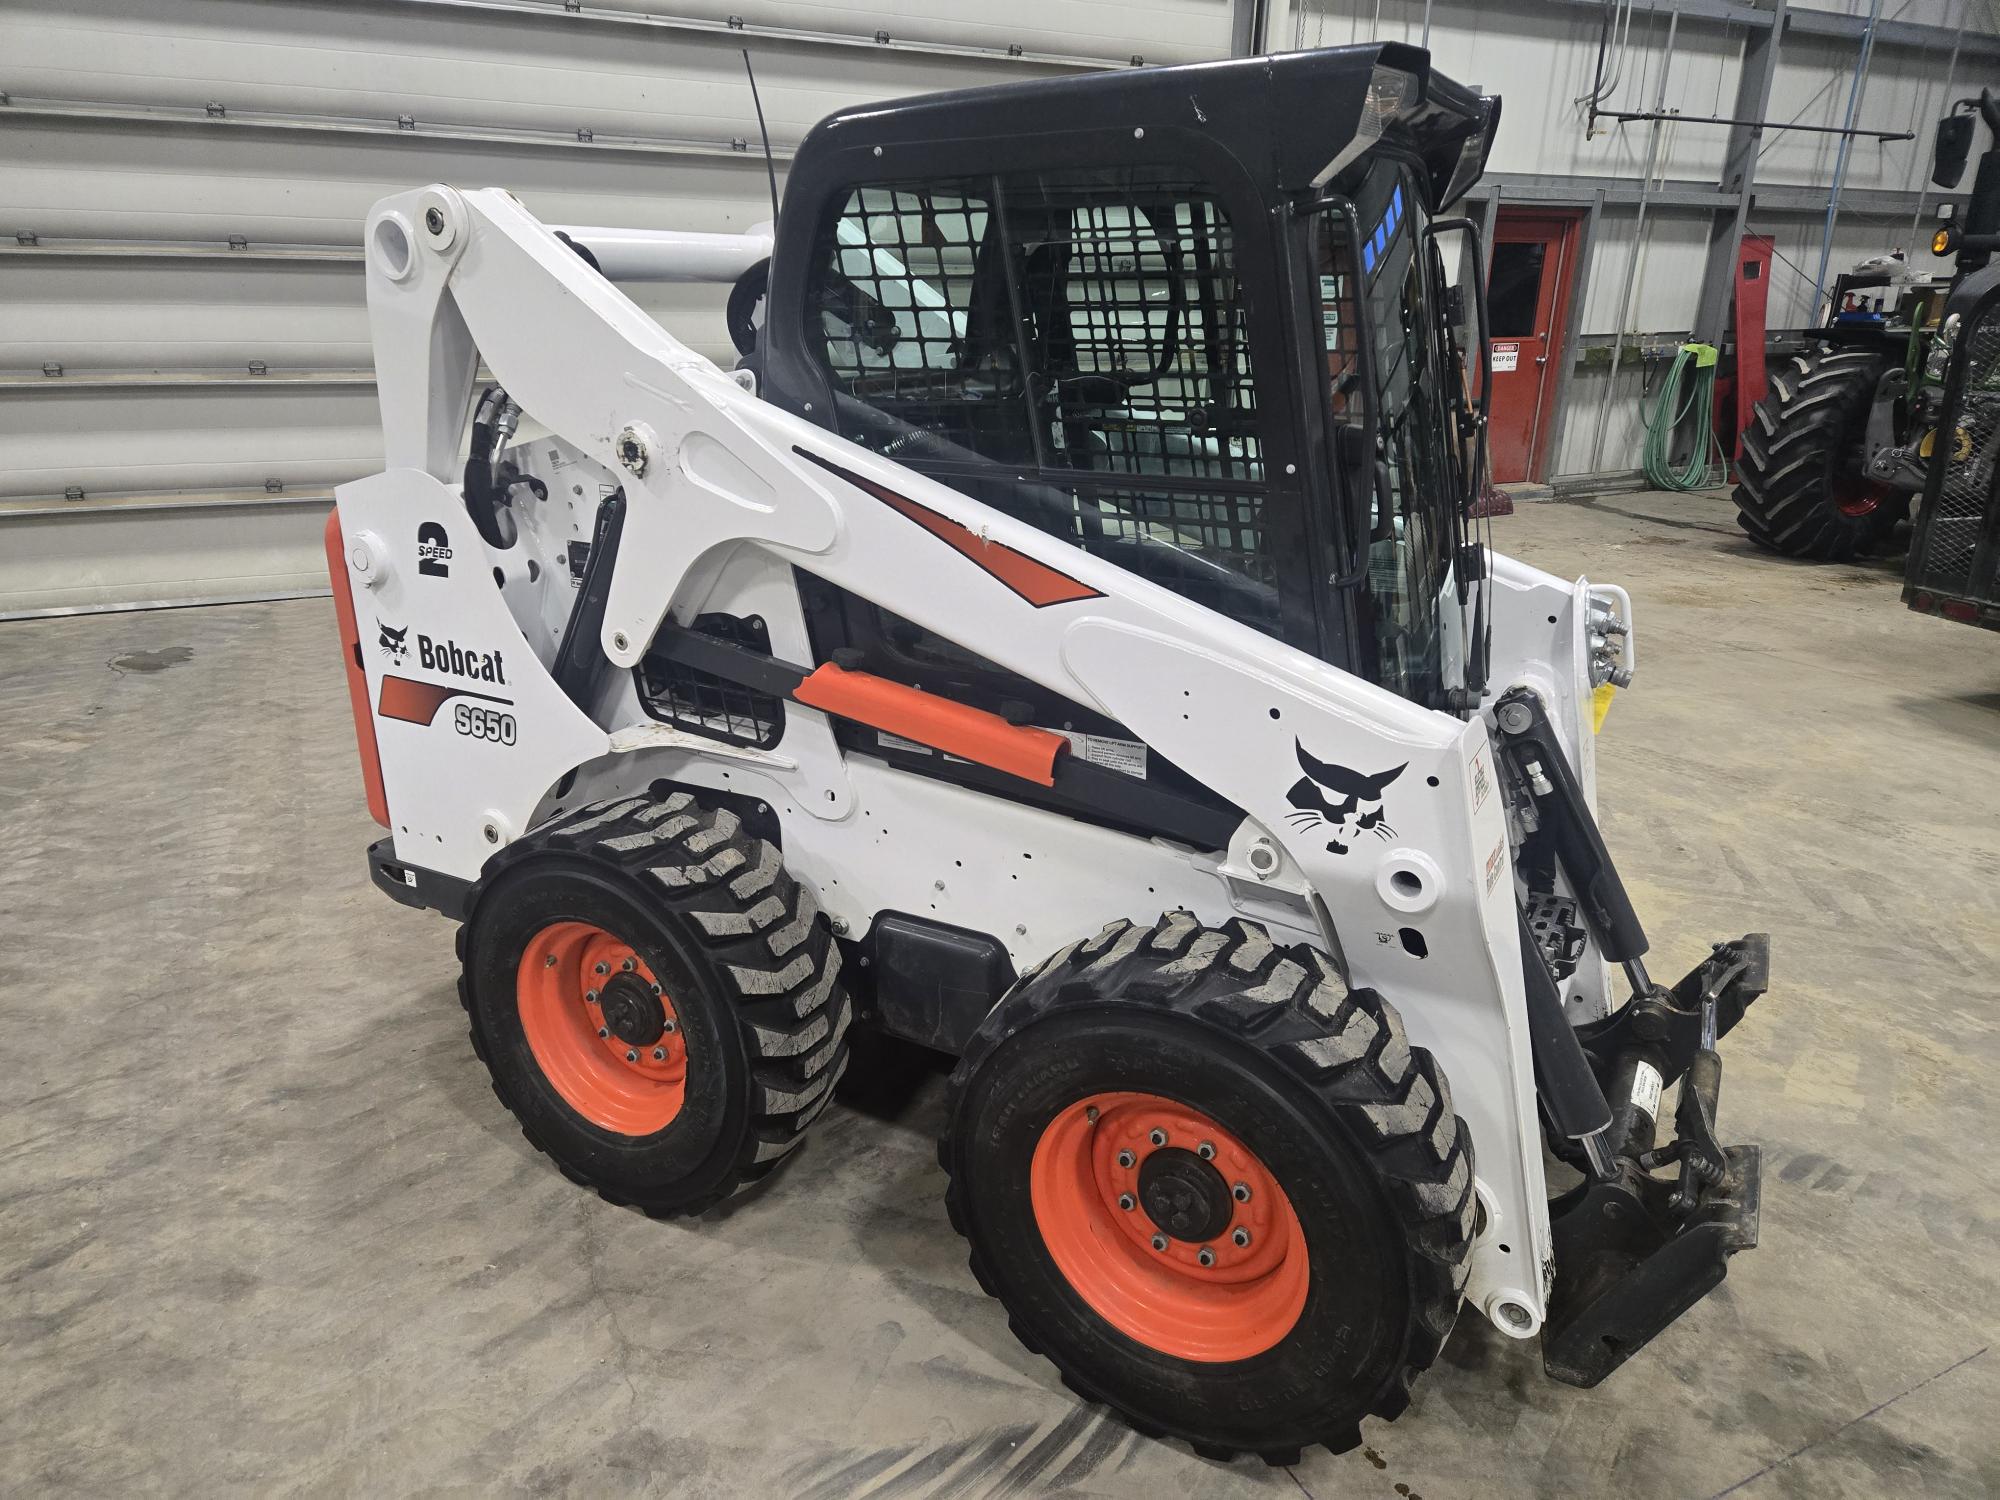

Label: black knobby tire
[1734,346,1905,559]
[940,914,1475,1463]
[458,792,852,1216]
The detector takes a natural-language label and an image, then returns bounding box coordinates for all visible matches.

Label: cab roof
[794,42,1498,212]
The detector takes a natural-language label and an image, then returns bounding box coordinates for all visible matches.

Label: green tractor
[1734,90,2000,569]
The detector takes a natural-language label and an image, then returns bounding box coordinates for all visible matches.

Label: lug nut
[1085,1105,1099,1123]
[1150,1233,1169,1252]
[1232,1227,1251,1248]
[594,962,610,976]
[1116,1150,1136,1169]
[585,989,600,1003]
[625,1050,639,1063]
[597,1027,610,1039]
[621,957,635,972]
[1198,1246,1216,1267]
[650,983,663,996]
[1197,1141,1215,1160]
[1149,1128,1168,1147]
[1232,1182,1252,1203]
[544,954,558,968]
[662,1019,677,1034]
[1118,1193,1136,1211]
[652,1047,666,1061]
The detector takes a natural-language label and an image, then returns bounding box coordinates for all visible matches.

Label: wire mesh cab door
[1906,265,2000,628]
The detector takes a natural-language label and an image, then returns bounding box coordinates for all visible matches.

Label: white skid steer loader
[326,43,1767,1462]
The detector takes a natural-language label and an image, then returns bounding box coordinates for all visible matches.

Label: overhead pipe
[1578,0,1642,138]
[1579,0,1906,146]
[1811,0,1884,313]
[1597,108,1909,139]
[1910,0,1965,244]
[1590,9,1678,471]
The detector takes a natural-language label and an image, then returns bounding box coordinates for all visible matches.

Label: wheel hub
[516,921,689,1136]
[1832,470,1891,519]
[1138,1147,1233,1243]
[598,973,666,1046]
[1026,1090,1308,1362]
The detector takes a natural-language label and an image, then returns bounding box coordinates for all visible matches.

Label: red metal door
[1485,213,1578,483]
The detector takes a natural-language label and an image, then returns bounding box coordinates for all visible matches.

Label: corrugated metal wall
[1,0,1992,611]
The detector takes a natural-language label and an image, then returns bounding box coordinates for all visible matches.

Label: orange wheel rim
[517,921,689,1136]
[1029,1091,1309,1362]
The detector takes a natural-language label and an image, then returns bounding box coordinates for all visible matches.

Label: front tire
[941,914,1474,1462]
[1734,347,1905,559]
[459,792,852,1216]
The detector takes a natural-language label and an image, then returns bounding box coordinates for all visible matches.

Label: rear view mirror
[1933,113,1975,189]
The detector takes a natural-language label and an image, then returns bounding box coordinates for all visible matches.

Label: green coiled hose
[1642,341,1727,491]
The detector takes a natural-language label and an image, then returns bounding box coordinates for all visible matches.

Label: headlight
[1925,313,1959,383]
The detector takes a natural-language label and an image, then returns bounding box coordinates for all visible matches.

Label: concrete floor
[4,488,1998,1498]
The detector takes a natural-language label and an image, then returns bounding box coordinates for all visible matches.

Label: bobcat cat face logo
[378,622,409,663]
[1285,740,1405,855]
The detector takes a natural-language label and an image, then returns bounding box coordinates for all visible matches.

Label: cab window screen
[816,183,1033,463]
[1008,171,1263,485]
[807,168,1282,643]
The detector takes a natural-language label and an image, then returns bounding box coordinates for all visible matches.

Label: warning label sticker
[1045,730,1148,780]
[1630,1059,1664,1121]
[1470,747,1492,812]
[1492,342,1520,373]
[1484,839,1507,896]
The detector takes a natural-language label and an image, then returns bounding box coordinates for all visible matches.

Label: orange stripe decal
[794,663,1068,786]
[796,448,1104,608]
[378,676,510,726]
[324,512,391,828]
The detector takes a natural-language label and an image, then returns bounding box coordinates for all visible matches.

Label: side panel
[331,468,610,876]
[1061,621,1548,1328]
[1484,550,1599,805]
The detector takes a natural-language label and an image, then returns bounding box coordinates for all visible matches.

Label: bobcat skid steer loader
[327,43,1769,1461]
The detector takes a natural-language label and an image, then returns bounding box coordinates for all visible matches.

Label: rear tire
[1734,346,1905,559]
[941,914,1474,1462]
[458,792,852,1216]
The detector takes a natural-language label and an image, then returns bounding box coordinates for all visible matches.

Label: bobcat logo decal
[378,622,410,664]
[1284,740,1405,855]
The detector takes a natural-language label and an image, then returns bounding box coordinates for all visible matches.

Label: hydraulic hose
[1641,341,1727,491]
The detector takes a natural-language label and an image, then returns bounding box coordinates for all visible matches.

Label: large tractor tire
[940,914,1475,1463]
[458,792,852,1217]
[1734,346,1905,559]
